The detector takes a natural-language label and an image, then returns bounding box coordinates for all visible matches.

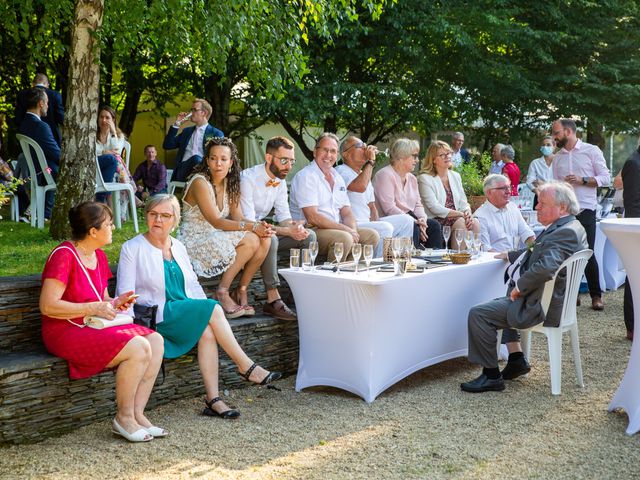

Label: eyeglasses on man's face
[490,186,511,193]
[316,147,339,155]
[343,141,366,153]
[148,211,174,221]
[271,155,296,166]
[191,107,204,113]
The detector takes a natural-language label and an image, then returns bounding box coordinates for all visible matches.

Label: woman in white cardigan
[117,194,281,419]
[417,141,479,250]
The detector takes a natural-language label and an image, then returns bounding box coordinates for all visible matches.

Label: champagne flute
[352,243,362,274]
[309,241,319,269]
[473,233,482,257]
[363,244,374,277]
[334,242,344,274]
[391,237,403,261]
[454,229,464,253]
[443,225,451,254]
[465,230,473,254]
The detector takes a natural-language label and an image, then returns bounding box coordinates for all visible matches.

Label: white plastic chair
[94,157,139,233]
[6,160,20,222]
[168,178,185,195]
[121,140,133,170]
[520,248,593,395]
[516,183,534,209]
[16,134,57,228]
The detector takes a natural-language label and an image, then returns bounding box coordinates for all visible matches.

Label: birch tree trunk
[50,0,104,240]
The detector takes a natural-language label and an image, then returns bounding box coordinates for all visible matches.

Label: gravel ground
[1,288,639,480]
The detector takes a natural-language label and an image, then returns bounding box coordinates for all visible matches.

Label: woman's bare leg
[236,236,271,304]
[133,332,164,428]
[107,336,152,434]
[197,325,234,415]
[217,233,261,311]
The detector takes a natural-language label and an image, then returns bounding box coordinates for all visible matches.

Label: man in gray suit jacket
[461,182,588,393]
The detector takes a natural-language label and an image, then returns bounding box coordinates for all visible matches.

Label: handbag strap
[49,245,102,302]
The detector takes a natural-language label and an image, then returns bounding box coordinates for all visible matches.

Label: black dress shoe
[500,358,531,380]
[460,373,505,393]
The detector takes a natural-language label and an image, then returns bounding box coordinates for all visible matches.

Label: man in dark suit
[16,73,65,147]
[461,181,588,393]
[162,98,223,182]
[621,140,640,341]
[18,88,61,219]
[451,131,471,168]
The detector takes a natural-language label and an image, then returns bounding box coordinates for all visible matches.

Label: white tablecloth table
[601,218,640,435]
[280,253,506,403]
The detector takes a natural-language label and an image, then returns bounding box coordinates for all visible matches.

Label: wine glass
[454,229,464,253]
[391,237,403,260]
[473,233,482,257]
[465,230,473,254]
[309,241,319,269]
[363,244,374,276]
[443,225,451,254]
[334,242,344,274]
[352,243,362,274]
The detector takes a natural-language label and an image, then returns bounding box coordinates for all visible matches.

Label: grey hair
[452,132,464,140]
[315,132,340,149]
[500,145,515,161]
[483,174,510,194]
[389,138,420,164]
[144,194,181,230]
[340,135,358,156]
[538,181,580,215]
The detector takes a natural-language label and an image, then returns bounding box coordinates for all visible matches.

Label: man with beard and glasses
[551,118,610,311]
[240,136,315,321]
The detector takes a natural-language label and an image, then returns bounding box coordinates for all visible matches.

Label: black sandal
[241,362,282,385]
[202,397,240,419]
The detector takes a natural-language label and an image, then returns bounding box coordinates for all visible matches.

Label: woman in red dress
[39,202,165,442]
[500,145,521,197]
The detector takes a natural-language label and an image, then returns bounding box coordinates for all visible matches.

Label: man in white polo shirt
[335,136,413,257]
[474,174,535,252]
[290,132,379,262]
[240,136,314,321]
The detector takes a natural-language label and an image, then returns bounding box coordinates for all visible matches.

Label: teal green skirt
[156,258,217,359]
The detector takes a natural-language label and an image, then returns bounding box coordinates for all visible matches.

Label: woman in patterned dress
[118,195,281,419]
[178,137,273,318]
[39,202,164,442]
[417,140,479,251]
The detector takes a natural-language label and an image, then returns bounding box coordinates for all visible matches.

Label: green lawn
[0,216,142,277]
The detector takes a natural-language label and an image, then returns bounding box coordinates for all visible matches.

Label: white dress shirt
[290,161,350,223]
[489,160,505,175]
[116,234,206,324]
[335,164,373,223]
[451,151,463,168]
[183,124,208,160]
[552,139,610,211]
[525,156,554,192]
[240,163,291,222]
[473,200,534,251]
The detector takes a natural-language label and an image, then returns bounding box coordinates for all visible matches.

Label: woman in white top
[417,141,479,250]
[178,137,273,318]
[526,135,555,207]
[118,194,281,419]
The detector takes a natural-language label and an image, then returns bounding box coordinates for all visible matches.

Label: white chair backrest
[95,156,109,190]
[121,140,132,170]
[16,134,56,187]
[540,249,593,327]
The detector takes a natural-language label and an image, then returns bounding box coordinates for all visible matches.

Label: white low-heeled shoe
[144,425,169,438]
[112,419,153,442]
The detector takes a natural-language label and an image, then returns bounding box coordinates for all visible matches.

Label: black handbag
[133,304,165,384]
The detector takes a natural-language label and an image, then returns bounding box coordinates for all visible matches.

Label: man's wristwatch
[582,176,589,185]
[365,160,375,168]
[239,221,246,231]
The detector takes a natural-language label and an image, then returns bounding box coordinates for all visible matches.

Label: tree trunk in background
[119,61,145,137]
[50,0,104,240]
[586,120,606,151]
[205,72,233,136]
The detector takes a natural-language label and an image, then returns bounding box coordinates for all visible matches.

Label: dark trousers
[96,154,119,203]
[412,218,444,249]
[624,278,634,333]
[172,155,203,182]
[576,209,602,298]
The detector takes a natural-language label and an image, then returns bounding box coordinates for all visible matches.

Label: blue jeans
[96,154,119,203]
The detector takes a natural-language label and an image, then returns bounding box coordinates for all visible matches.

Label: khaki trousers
[312,227,380,263]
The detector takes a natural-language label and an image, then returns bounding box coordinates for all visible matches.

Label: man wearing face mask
[551,118,610,311]
[526,135,555,208]
[240,136,315,321]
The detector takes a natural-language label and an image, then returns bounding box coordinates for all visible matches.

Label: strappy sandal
[202,396,240,419]
[217,287,246,319]
[241,362,283,385]
[231,287,256,316]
